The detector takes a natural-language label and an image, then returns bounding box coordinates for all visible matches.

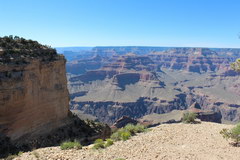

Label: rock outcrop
[0,56,69,140]
[0,37,70,141]
[112,116,138,128]
[0,37,111,158]
[188,102,222,123]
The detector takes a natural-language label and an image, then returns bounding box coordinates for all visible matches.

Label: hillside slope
[16,122,240,160]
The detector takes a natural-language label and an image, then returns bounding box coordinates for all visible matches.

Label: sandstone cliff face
[0,56,69,140]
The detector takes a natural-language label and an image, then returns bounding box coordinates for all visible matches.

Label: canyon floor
[14,122,240,160]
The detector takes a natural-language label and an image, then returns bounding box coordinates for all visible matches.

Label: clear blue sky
[0,0,240,48]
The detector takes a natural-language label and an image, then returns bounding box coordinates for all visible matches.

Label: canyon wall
[0,56,69,141]
[67,48,240,124]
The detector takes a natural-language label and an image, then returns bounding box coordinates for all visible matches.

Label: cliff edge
[0,36,69,141]
[16,122,240,160]
[0,56,69,140]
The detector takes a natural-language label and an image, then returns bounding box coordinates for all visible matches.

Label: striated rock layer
[0,56,69,141]
[67,49,240,124]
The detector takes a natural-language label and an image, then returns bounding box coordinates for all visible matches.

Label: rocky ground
[13,122,240,160]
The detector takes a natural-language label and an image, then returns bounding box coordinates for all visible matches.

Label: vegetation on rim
[92,124,146,150]
[220,123,240,146]
[92,139,106,149]
[104,138,114,147]
[0,35,58,64]
[231,58,240,72]
[182,112,197,124]
[111,124,147,142]
[60,140,82,150]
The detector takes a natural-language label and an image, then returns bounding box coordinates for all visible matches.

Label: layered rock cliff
[67,47,240,124]
[0,36,111,158]
[0,36,70,141]
[149,48,234,73]
[0,56,69,140]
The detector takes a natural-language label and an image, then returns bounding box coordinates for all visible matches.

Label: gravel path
[15,122,240,160]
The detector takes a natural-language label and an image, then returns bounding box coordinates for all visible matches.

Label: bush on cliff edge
[182,112,197,124]
[220,123,240,146]
[60,140,82,150]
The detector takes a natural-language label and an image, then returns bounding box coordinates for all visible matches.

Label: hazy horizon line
[55,46,240,49]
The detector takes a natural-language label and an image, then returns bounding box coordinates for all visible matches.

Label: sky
[0,0,240,48]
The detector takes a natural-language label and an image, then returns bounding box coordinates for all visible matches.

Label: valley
[65,47,240,124]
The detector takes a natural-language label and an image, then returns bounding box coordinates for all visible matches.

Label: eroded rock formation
[67,47,240,124]
[0,56,69,140]
[0,37,112,158]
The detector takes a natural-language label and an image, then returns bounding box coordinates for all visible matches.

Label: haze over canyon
[62,46,240,125]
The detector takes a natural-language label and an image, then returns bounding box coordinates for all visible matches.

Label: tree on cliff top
[231,34,240,72]
[0,36,58,64]
[0,36,56,52]
[231,58,240,72]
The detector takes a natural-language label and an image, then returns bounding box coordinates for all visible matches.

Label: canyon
[0,37,109,157]
[1,37,240,157]
[66,47,240,124]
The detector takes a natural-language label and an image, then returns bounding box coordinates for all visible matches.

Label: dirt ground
[15,122,240,160]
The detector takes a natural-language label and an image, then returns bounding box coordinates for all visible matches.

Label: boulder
[112,116,138,128]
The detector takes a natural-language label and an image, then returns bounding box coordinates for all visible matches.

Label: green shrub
[111,128,125,141]
[111,131,121,141]
[220,123,240,146]
[115,158,126,160]
[182,112,197,123]
[60,140,82,150]
[121,131,131,141]
[134,124,146,133]
[111,124,146,142]
[104,138,114,147]
[111,129,131,141]
[124,124,146,135]
[93,139,105,149]
[124,124,136,134]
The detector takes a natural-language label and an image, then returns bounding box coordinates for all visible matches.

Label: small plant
[220,123,240,146]
[110,131,121,141]
[60,140,82,150]
[124,124,137,134]
[182,112,197,123]
[115,158,126,160]
[110,129,131,141]
[111,128,125,141]
[104,138,114,147]
[111,124,146,141]
[93,139,105,149]
[121,131,131,141]
[134,124,146,133]
[124,124,146,134]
